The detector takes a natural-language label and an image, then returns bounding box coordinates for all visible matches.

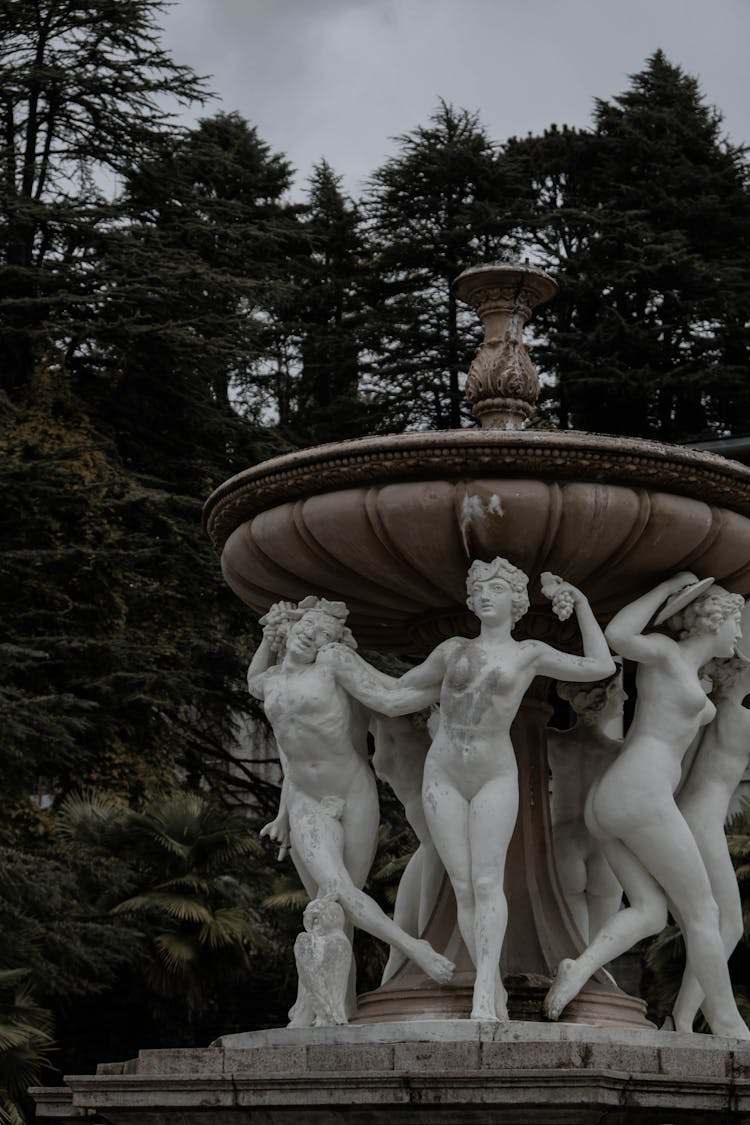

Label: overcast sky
[160,0,750,200]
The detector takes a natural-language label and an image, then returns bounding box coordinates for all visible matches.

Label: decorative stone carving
[453,263,558,430]
[669,615,750,1032]
[548,672,624,944]
[290,896,352,1028]
[247,596,455,1010]
[204,431,750,554]
[544,574,750,1040]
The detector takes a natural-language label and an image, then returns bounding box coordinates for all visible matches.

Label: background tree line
[1,1,749,1114]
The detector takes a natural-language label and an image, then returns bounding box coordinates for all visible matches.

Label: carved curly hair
[260,596,357,658]
[701,652,750,697]
[668,586,744,640]
[466,557,530,624]
[557,668,621,716]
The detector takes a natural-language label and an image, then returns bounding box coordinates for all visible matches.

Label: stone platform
[32,1019,750,1123]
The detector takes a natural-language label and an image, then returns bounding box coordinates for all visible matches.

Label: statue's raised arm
[544,576,750,1041]
[395,557,617,1022]
[249,595,454,1027]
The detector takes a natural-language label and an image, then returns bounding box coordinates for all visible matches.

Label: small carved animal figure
[290,896,352,1027]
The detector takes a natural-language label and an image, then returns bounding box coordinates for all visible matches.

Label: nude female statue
[548,673,624,943]
[328,559,615,1021]
[544,574,750,1040]
[247,596,454,994]
[669,639,750,1032]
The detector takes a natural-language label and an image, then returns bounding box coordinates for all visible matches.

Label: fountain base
[33,1021,750,1123]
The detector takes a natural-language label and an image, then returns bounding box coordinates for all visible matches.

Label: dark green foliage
[508,52,750,439]
[96,110,300,484]
[278,160,372,444]
[0,375,265,813]
[0,0,208,396]
[0,968,55,1125]
[0,841,140,1082]
[56,790,281,1042]
[365,101,519,431]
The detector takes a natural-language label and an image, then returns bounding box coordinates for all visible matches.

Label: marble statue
[544,573,750,1040]
[321,559,613,1022]
[669,638,750,1032]
[370,712,444,984]
[548,672,624,943]
[247,596,455,998]
[291,896,352,1027]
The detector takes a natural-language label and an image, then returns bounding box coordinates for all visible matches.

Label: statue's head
[557,667,624,719]
[466,557,529,624]
[263,596,357,661]
[701,651,750,698]
[303,894,346,935]
[668,586,744,658]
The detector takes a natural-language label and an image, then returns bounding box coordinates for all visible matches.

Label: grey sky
[161,0,750,199]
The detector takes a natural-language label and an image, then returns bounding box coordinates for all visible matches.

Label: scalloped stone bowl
[205,429,750,654]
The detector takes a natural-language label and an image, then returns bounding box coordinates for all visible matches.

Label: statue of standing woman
[328,559,615,1020]
[670,632,750,1031]
[544,575,750,1040]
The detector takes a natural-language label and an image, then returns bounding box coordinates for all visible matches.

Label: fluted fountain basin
[204,429,750,653]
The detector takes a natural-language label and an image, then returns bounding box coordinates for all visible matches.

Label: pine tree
[95,110,300,486]
[365,101,519,431]
[0,0,206,397]
[509,52,750,439]
[282,160,370,444]
[0,15,292,824]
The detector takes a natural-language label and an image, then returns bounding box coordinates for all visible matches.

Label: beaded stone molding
[204,429,750,553]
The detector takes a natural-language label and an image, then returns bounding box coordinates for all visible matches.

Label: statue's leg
[672,826,744,1033]
[381,847,423,985]
[553,828,591,944]
[629,812,748,1040]
[421,768,477,966]
[291,792,454,985]
[545,837,668,1020]
[467,774,518,1020]
[586,846,623,940]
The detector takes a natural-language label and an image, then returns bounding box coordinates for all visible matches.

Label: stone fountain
[34,263,750,1122]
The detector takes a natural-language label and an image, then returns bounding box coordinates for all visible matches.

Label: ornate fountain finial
[454,261,558,430]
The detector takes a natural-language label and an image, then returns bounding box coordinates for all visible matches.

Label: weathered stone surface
[32,1021,750,1123]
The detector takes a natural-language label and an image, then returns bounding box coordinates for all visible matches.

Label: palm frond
[262,887,309,911]
[112,893,213,924]
[153,934,198,972]
[197,908,252,950]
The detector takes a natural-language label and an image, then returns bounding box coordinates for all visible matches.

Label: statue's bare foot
[471,1008,500,1021]
[495,975,509,1021]
[412,939,454,984]
[710,1016,750,1041]
[660,1013,676,1032]
[544,958,580,1021]
[471,998,500,1021]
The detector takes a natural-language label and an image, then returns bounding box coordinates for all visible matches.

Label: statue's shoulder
[435,636,466,658]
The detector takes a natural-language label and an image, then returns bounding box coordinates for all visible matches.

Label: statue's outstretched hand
[260,600,297,653]
[260,813,291,861]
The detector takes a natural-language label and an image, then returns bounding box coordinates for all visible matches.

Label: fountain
[34,263,750,1122]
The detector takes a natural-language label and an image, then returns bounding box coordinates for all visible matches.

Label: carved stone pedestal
[33,1021,750,1124]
